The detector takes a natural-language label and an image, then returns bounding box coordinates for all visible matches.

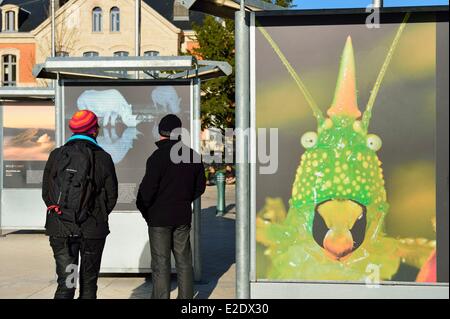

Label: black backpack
[47,142,96,228]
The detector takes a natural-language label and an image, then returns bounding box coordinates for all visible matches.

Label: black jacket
[42,139,118,239]
[136,139,206,227]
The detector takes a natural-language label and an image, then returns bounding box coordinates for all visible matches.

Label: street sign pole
[193,77,202,282]
[235,0,251,299]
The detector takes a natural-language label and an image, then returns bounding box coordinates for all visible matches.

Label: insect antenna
[362,12,411,130]
[257,21,324,123]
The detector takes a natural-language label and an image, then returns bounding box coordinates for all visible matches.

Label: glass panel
[93,8,102,32]
[11,64,16,82]
[2,55,17,85]
[83,51,99,57]
[111,7,120,32]
[6,11,15,31]
[144,51,160,57]
[114,51,129,57]
[10,12,15,30]
[56,51,69,57]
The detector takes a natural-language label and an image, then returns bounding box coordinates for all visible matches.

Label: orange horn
[327,36,362,119]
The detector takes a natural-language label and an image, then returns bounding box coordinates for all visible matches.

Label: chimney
[56,0,70,10]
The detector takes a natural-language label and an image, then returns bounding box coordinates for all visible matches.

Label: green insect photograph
[254,15,438,283]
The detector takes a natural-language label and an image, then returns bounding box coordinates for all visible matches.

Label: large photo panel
[63,80,192,211]
[2,101,55,188]
[254,11,448,283]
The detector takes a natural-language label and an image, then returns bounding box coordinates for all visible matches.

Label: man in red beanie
[42,110,118,299]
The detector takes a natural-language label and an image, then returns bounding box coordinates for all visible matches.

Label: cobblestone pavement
[0,185,236,299]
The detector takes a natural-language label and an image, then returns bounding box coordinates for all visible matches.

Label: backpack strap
[66,134,102,149]
[78,145,96,213]
[47,205,62,215]
[46,147,66,210]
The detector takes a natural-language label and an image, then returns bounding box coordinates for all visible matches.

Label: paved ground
[0,185,236,299]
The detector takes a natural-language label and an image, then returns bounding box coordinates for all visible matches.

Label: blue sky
[292,0,449,9]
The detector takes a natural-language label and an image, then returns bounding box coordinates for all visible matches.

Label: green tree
[262,0,296,7]
[190,1,293,132]
[190,16,235,131]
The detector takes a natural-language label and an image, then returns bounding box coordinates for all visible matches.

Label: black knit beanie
[158,114,182,137]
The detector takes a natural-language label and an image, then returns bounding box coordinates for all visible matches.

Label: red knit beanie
[69,110,98,133]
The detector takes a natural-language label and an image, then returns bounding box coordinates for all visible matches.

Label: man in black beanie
[136,114,206,299]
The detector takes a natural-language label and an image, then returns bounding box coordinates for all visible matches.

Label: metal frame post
[135,0,141,56]
[135,0,141,79]
[373,0,383,8]
[0,100,3,236]
[51,0,59,147]
[51,0,56,58]
[193,77,202,281]
[55,75,62,147]
[235,1,251,299]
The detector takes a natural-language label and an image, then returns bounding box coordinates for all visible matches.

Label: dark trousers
[149,224,194,299]
[49,236,105,299]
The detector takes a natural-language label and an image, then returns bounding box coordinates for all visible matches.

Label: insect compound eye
[301,132,318,149]
[366,134,382,151]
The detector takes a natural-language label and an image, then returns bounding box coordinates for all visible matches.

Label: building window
[173,0,189,21]
[83,51,99,57]
[5,11,16,32]
[144,50,160,57]
[56,51,69,57]
[110,7,120,32]
[2,55,17,86]
[113,51,129,57]
[92,7,102,32]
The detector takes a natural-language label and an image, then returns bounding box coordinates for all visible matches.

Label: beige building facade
[0,0,201,87]
[33,0,183,61]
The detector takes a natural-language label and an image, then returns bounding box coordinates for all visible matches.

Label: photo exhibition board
[2,101,55,188]
[63,80,192,211]
[252,10,448,284]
